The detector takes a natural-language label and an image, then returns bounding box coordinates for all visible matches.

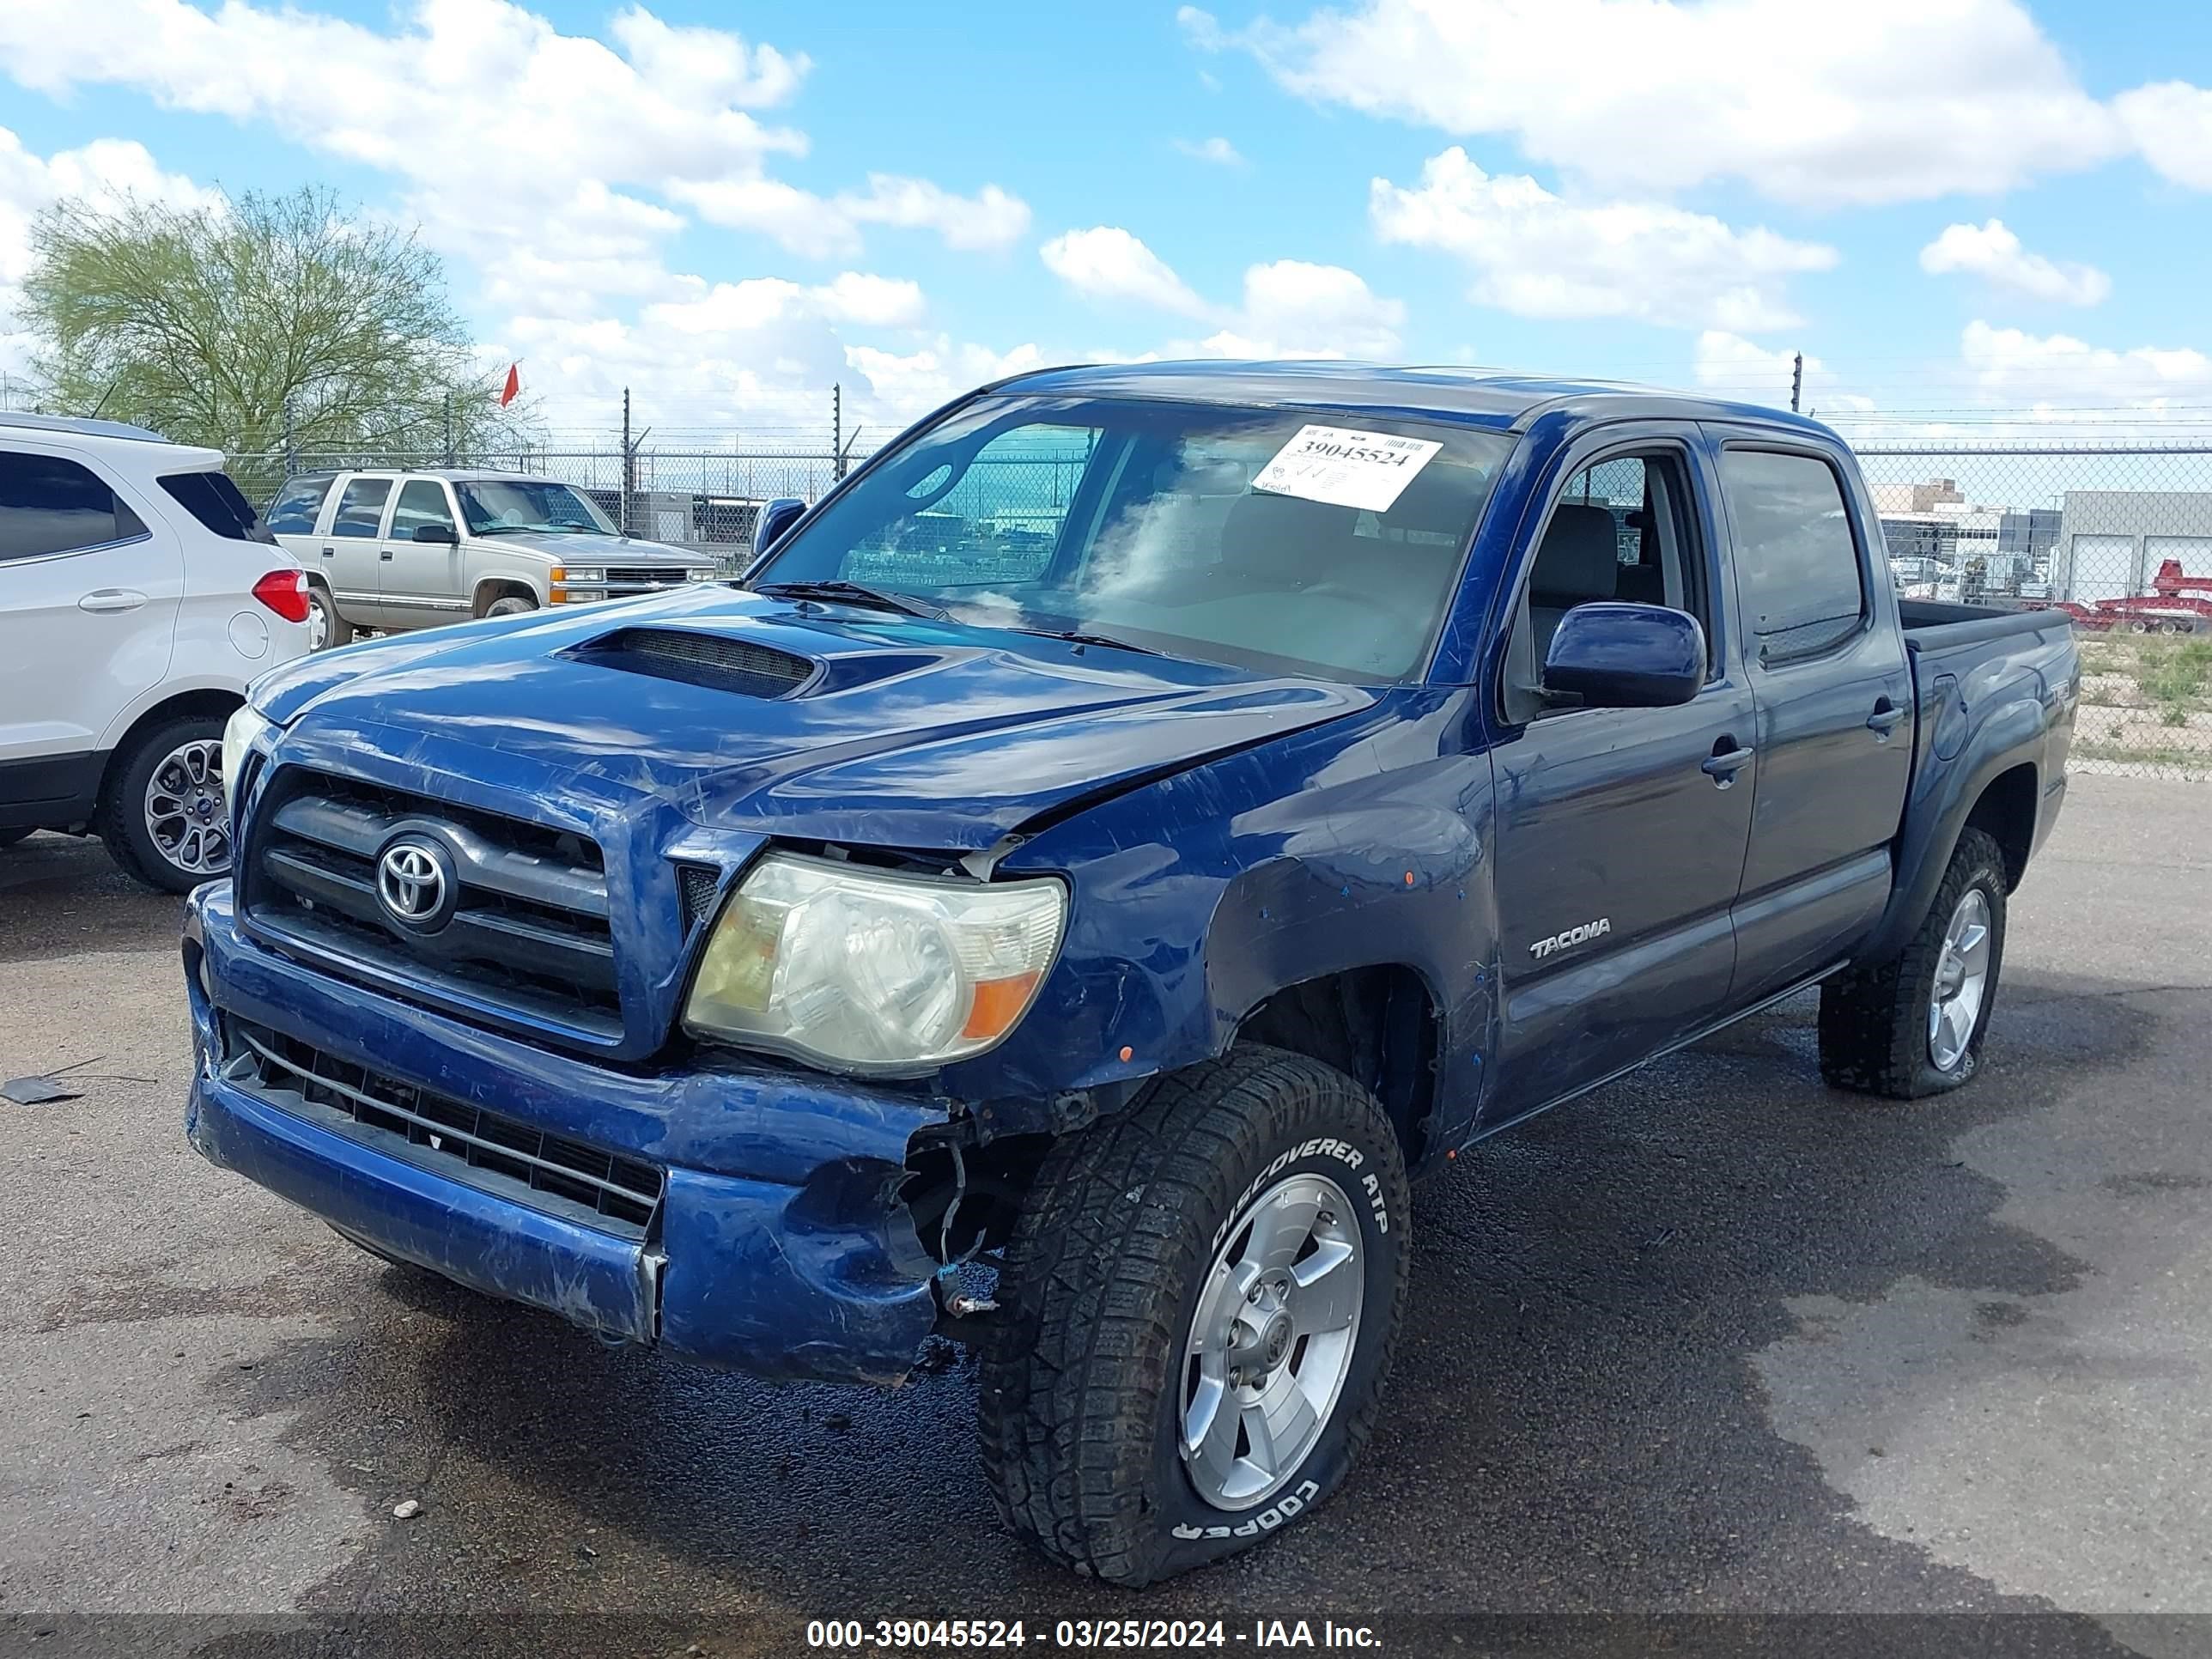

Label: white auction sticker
[1250,423,1443,514]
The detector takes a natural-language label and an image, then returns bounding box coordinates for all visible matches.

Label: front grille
[226,1020,662,1237]
[604,567,691,587]
[570,627,815,699]
[242,772,621,1041]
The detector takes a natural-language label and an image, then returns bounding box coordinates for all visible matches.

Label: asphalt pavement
[3,776,2209,1658]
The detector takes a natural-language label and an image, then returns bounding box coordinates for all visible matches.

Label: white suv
[0,413,312,890]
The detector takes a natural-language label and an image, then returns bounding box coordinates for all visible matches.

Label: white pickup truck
[265,469,720,649]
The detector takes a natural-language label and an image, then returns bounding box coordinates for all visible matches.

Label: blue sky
[3,0,2211,439]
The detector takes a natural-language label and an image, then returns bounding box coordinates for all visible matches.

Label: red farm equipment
[2026,558,2212,634]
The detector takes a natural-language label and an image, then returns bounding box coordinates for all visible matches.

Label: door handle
[77,587,148,614]
[1866,699,1907,737]
[1702,742,1754,785]
[319,545,335,560]
[380,549,396,562]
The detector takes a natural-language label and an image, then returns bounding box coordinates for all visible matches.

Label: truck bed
[1897,597,2074,653]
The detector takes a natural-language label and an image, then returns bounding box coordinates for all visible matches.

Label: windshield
[455,478,616,536]
[750,396,1512,682]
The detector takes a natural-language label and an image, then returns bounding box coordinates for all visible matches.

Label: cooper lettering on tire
[980,1045,1411,1586]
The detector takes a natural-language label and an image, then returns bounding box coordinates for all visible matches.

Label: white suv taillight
[251,568,310,623]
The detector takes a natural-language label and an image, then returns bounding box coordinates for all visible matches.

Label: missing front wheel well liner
[902,1127,1055,1265]
[1234,964,1440,1168]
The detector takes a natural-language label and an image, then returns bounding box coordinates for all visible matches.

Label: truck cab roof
[989,360,1840,439]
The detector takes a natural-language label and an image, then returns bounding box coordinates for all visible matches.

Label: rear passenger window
[0,450,149,562]
[1722,450,1866,658]
[329,477,392,538]
[159,471,275,544]
[266,475,334,535]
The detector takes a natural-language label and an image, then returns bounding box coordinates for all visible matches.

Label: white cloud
[1197,260,1403,359]
[670,173,1030,259]
[604,6,811,109]
[1692,331,1874,416]
[0,3,1036,428]
[812,272,928,329]
[0,126,219,374]
[1174,137,1245,167]
[0,0,1029,278]
[1182,0,2127,208]
[2114,82,2212,191]
[1918,220,2109,306]
[1370,148,1836,332]
[1042,225,1401,359]
[1960,319,2212,404]
[844,339,1051,422]
[1041,226,1210,318]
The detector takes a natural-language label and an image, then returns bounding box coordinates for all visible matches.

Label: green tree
[20,185,521,466]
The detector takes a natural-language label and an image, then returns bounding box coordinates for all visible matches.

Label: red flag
[499,363,520,407]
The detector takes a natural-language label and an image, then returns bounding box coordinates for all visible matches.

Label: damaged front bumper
[181,883,944,1385]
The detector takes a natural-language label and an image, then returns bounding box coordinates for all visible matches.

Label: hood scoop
[568,626,818,699]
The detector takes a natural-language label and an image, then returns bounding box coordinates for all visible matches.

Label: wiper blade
[751,579,949,620]
[1011,626,1169,659]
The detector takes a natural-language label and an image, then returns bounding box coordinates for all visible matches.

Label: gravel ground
[3,776,2209,1657]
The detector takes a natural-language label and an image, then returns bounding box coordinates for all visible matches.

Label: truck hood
[476,529,702,565]
[254,585,1372,851]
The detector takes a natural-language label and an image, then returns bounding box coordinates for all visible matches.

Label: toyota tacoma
[181,363,2076,1583]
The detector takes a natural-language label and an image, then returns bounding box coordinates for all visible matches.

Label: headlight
[558,566,605,583]
[685,568,715,582]
[684,853,1066,1073]
[221,703,275,801]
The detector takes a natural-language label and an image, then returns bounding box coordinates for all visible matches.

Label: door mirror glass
[411,522,459,544]
[1542,602,1706,708]
[753,496,806,559]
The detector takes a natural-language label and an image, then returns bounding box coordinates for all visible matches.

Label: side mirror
[413,522,459,544]
[1541,602,1706,709]
[753,497,806,559]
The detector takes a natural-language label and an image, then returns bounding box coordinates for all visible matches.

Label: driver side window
[842,425,1098,591]
[1500,450,1708,723]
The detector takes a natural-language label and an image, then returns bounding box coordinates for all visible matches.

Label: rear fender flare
[1856,687,2043,967]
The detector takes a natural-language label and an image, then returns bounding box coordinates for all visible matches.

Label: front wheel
[97,715,233,893]
[1819,827,2008,1098]
[484,594,536,618]
[979,1046,1410,1585]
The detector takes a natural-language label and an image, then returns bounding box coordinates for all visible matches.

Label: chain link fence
[1854,443,2212,780]
[224,432,2212,780]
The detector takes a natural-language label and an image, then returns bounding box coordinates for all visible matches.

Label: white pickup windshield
[750,397,1513,682]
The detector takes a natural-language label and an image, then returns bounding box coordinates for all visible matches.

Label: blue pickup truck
[184,363,2075,1583]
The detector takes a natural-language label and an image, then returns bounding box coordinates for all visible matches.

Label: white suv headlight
[684,853,1066,1073]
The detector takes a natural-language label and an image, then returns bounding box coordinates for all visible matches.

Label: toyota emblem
[376,838,453,928]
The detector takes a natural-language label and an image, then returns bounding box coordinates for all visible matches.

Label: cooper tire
[96,714,232,894]
[1819,827,2008,1099]
[979,1044,1410,1585]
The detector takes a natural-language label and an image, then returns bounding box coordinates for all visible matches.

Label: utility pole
[282,396,296,478]
[442,392,455,465]
[832,383,843,482]
[621,387,632,538]
[1790,352,1803,414]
